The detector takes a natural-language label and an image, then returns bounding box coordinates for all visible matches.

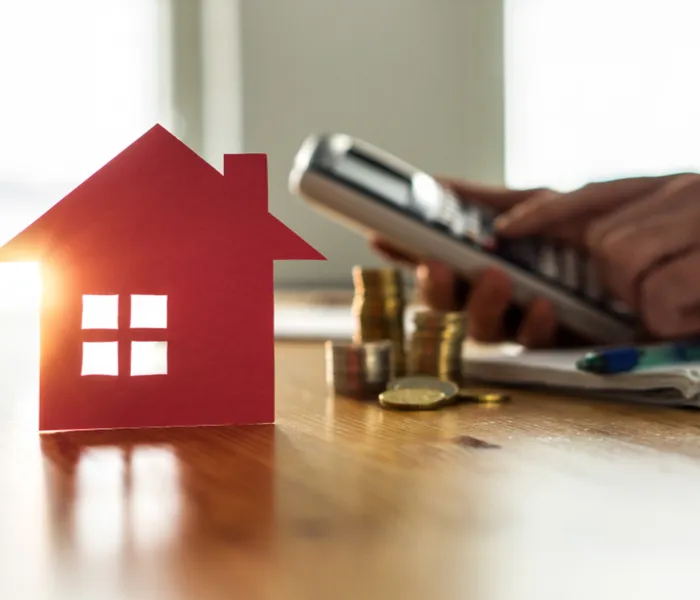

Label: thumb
[493,176,668,237]
[435,176,548,213]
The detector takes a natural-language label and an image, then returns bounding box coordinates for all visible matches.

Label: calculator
[288,133,642,344]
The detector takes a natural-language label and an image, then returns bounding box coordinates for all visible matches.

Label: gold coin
[378,388,448,411]
[456,390,511,404]
[476,393,510,404]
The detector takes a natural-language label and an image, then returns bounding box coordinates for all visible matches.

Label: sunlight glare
[75,447,127,557]
[0,263,41,312]
[0,0,166,184]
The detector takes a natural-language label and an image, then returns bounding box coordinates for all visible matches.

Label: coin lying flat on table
[476,393,510,404]
[387,376,459,399]
[378,388,449,411]
[457,390,511,404]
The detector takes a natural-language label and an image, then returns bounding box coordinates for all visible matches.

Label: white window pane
[82,295,119,329]
[130,295,167,329]
[0,0,169,184]
[131,341,168,376]
[82,342,118,376]
[505,0,700,191]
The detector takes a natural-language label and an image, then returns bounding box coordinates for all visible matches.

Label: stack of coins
[351,266,406,376]
[325,340,394,398]
[407,310,466,382]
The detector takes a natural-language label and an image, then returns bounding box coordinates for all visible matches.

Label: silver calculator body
[288,133,641,344]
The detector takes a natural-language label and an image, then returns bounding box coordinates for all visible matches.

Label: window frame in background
[503,0,700,191]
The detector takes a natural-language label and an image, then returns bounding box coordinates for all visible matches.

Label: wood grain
[2,293,700,599]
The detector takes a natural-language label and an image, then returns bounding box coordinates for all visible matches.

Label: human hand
[494,173,700,338]
[370,178,570,348]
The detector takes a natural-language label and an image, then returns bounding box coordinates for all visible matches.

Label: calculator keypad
[583,257,603,301]
[446,201,636,322]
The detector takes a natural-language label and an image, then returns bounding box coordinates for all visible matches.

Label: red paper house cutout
[0,124,325,432]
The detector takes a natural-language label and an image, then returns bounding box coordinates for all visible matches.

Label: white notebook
[461,345,700,407]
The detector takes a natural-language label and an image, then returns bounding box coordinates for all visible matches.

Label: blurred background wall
[237,0,504,287]
[1,0,699,290]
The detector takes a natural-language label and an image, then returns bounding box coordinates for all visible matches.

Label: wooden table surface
[3,284,700,599]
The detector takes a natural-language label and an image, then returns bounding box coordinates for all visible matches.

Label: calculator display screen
[334,153,411,209]
[334,151,490,242]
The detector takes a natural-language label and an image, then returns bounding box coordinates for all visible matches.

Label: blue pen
[576,341,700,374]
